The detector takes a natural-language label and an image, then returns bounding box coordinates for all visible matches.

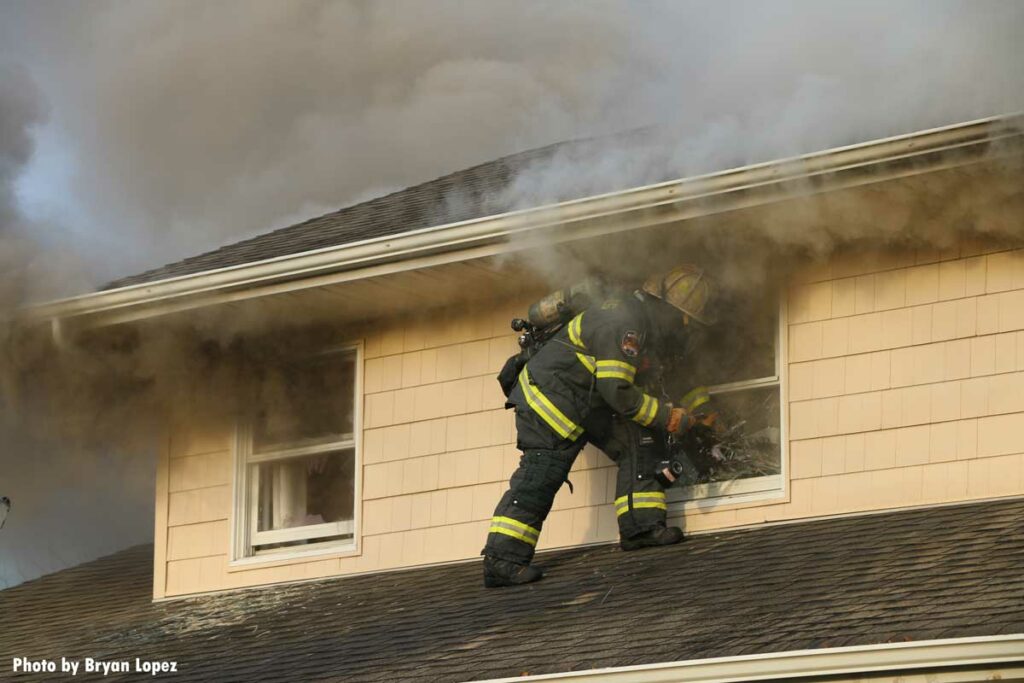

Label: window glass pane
[675,384,782,484]
[254,534,352,554]
[253,351,356,450]
[256,449,355,532]
[662,292,778,389]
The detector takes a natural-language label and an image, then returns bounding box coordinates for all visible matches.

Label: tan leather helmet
[642,264,716,325]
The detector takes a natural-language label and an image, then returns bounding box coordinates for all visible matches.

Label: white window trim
[229,341,364,567]
[667,297,789,511]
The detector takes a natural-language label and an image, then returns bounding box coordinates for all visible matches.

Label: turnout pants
[482,408,669,565]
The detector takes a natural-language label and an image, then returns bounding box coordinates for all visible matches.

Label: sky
[0,0,1022,588]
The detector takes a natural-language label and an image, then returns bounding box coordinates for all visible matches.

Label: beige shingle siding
[160,419,235,597]
[155,243,1024,598]
[781,243,1024,525]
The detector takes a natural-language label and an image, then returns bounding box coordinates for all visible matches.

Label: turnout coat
[507,294,672,443]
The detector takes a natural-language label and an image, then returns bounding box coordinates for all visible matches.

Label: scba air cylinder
[526,277,605,328]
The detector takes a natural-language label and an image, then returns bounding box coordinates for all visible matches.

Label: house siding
[155,242,1024,598]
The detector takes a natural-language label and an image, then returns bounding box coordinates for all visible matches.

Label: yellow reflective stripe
[568,313,585,349]
[576,352,596,374]
[596,359,637,373]
[519,368,584,441]
[595,360,636,383]
[491,516,540,538]
[633,395,652,425]
[519,372,571,439]
[633,394,659,427]
[680,386,710,410]
[642,396,660,426]
[634,502,668,510]
[529,377,583,439]
[596,371,635,383]
[615,492,666,506]
[615,503,668,516]
[489,525,539,546]
[648,396,661,425]
[616,505,668,516]
[567,314,597,375]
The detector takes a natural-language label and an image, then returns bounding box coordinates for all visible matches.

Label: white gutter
[480,635,1024,683]
[24,114,1024,329]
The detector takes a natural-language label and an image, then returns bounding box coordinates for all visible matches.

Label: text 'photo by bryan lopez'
[12,657,178,677]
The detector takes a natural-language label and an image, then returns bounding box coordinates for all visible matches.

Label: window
[233,346,360,560]
[661,290,785,505]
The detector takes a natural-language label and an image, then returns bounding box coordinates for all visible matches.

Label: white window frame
[667,299,788,510]
[230,342,363,566]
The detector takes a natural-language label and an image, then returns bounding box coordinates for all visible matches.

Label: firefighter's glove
[667,406,715,434]
[666,407,691,434]
[678,386,719,430]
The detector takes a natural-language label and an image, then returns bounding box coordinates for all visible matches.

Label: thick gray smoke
[498,2,1024,211]
[0,65,47,304]
[0,64,151,589]
[2,0,1022,283]
[0,1,1022,588]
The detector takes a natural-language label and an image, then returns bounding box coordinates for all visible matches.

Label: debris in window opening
[0,496,10,529]
[679,389,781,484]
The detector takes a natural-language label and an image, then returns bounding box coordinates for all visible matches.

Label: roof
[102,133,639,291]
[99,114,1024,294]
[29,115,1022,328]
[2,498,1022,682]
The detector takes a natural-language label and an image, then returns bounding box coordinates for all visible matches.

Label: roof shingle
[2,498,1022,682]
[102,138,589,291]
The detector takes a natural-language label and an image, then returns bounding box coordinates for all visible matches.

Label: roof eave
[23,114,1024,330]
[481,635,1024,683]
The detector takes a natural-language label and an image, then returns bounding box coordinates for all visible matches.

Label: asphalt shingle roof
[102,138,589,291]
[2,498,1023,682]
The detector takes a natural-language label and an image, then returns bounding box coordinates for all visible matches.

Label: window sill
[227,540,360,572]
[667,475,788,514]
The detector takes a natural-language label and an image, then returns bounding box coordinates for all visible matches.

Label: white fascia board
[479,635,1024,683]
[25,114,1023,328]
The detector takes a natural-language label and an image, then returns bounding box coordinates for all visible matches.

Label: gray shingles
[1,498,1023,683]
[102,138,588,291]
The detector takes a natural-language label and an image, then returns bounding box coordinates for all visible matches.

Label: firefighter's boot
[482,555,544,588]
[620,524,685,551]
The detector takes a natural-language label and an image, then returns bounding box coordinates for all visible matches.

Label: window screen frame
[230,342,364,566]
[667,298,789,510]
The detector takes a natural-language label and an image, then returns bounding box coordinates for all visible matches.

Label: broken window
[662,289,784,503]
[235,347,359,558]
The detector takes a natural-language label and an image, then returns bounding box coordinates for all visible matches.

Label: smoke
[0,65,154,589]
[497,1,1024,211]
[0,65,47,305]
[1,1,1020,283]
[0,1,1022,587]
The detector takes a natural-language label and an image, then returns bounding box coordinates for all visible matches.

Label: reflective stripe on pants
[482,410,585,565]
[615,490,667,517]
[488,516,540,546]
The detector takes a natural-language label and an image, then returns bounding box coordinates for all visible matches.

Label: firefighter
[482,264,716,587]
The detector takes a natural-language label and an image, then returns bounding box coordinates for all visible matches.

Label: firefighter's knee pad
[510,449,575,515]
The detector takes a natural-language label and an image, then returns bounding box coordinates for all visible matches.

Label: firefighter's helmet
[642,264,716,325]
